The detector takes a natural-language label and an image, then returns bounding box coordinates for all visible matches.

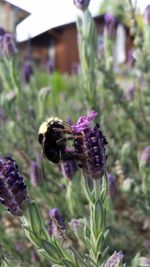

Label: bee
[38,117,78,163]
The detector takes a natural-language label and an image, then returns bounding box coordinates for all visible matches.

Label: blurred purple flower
[126,86,135,101]
[22,61,33,83]
[105,251,124,267]
[144,5,150,24]
[127,49,135,66]
[73,0,90,10]
[60,147,78,180]
[72,111,107,179]
[144,240,150,251]
[48,208,65,239]
[3,33,17,57]
[108,173,116,199]
[104,13,117,38]
[0,27,6,36]
[0,155,28,216]
[30,161,40,186]
[140,146,150,167]
[46,59,54,73]
[139,257,150,266]
[71,63,80,75]
[69,218,84,239]
[31,248,40,263]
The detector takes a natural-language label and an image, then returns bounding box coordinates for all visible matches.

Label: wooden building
[0,0,28,33]
[18,15,133,74]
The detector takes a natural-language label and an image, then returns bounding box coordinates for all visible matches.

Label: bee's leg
[53,128,73,135]
[61,151,85,161]
[57,135,83,146]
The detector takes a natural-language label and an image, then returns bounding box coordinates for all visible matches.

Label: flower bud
[139,257,150,266]
[140,146,150,167]
[69,218,84,237]
[144,5,150,25]
[0,155,28,216]
[48,208,65,239]
[105,251,123,267]
[73,0,90,10]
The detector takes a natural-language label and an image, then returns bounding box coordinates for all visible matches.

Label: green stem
[69,245,91,267]
[93,179,101,201]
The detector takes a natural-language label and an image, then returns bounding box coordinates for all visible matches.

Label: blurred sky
[5,0,150,42]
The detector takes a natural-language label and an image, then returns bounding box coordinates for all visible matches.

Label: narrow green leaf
[93,199,104,238]
[61,258,76,267]
[28,201,42,236]
[42,240,59,261]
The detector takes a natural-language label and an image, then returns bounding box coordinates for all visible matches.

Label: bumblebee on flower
[38,111,107,180]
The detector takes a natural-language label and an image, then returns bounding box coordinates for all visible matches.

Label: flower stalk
[75,5,98,111]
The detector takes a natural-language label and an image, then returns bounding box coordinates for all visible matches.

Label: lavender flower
[46,59,54,73]
[48,208,65,239]
[72,111,107,179]
[30,161,40,186]
[71,63,80,75]
[104,13,117,38]
[105,251,124,267]
[0,155,28,216]
[139,257,150,266]
[140,146,150,167]
[3,33,17,57]
[144,5,150,25]
[144,240,150,251]
[22,61,33,83]
[73,0,90,10]
[108,173,116,199]
[69,218,84,239]
[60,148,78,180]
[0,27,6,36]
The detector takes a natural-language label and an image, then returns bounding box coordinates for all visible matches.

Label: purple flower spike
[22,61,33,83]
[72,111,107,180]
[108,173,116,199]
[105,251,124,267]
[3,33,17,57]
[104,13,116,24]
[144,5,150,24]
[73,0,90,10]
[30,161,40,186]
[72,111,97,133]
[48,208,65,239]
[0,155,28,216]
[140,146,150,166]
[60,147,78,180]
[104,13,117,38]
